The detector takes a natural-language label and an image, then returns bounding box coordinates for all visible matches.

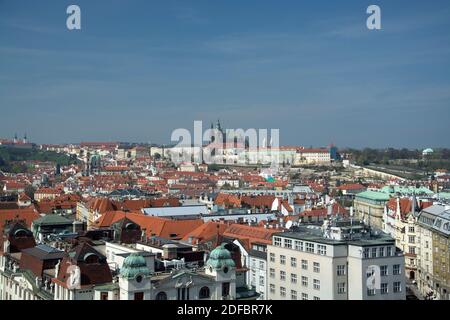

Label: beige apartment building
[416,204,450,300]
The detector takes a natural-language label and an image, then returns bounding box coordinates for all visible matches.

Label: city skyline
[1,0,449,148]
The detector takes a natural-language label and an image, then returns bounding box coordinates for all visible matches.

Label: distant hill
[0,146,79,173]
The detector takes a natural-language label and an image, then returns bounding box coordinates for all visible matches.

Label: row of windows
[271,255,323,271]
[367,282,402,295]
[250,259,265,270]
[270,285,321,300]
[250,273,265,286]
[362,246,394,258]
[269,283,347,297]
[269,255,347,276]
[366,264,402,277]
[273,237,327,256]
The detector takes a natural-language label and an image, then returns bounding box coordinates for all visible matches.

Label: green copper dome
[206,243,236,270]
[120,253,151,279]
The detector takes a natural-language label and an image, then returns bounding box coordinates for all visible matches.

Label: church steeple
[216,119,222,131]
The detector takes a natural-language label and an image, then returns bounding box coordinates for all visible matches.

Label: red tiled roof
[337,183,365,191]
[223,223,279,249]
[94,211,203,239]
[215,193,241,208]
[181,221,229,244]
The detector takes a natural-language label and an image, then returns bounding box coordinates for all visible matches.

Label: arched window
[83,253,100,264]
[156,291,167,300]
[125,222,139,230]
[199,286,210,299]
[14,229,29,238]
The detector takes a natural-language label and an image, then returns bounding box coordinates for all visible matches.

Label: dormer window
[83,253,100,264]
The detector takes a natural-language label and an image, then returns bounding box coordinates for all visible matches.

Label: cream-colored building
[354,190,390,230]
[294,148,331,165]
[382,197,420,280]
[416,204,450,300]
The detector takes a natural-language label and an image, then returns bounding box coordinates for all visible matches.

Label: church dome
[120,253,150,279]
[206,243,236,270]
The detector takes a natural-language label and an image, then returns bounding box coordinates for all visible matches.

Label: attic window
[125,223,139,230]
[14,229,29,237]
[84,253,100,264]
[169,233,177,238]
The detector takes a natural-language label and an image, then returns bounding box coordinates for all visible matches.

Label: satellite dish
[285,220,293,230]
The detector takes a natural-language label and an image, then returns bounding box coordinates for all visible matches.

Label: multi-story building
[294,148,331,165]
[354,190,390,230]
[267,220,406,300]
[416,204,450,300]
[382,196,433,281]
[234,240,268,300]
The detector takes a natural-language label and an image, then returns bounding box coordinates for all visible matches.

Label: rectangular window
[301,276,308,287]
[386,247,392,256]
[371,247,377,258]
[313,279,320,290]
[313,296,320,300]
[409,247,416,255]
[270,268,275,278]
[381,283,388,294]
[280,255,286,265]
[393,264,401,275]
[270,253,275,263]
[259,276,264,286]
[337,265,346,276]
[291,257,297,267]
[380,265,388,276]
[284,239,292,249]
[337,282,346,294]
[280,271,286,281]
[313,262,320,273]
[306,243,315,253]
[302,259,308,270]
[301,293,308,300]
[393,282,402,293]
[134,292,144,300]
[379,247,385,257]
[367,288,376,296]
[291,290,297,300]
[409,236,415,244]
[274,237,282,247]
[270,284,275,294]
[295,241,304,251]
[409,226,415,233]
[259,261,264,269]
[280,287,286,297]
[317,245,327,255]
[363,248,370,258]
[291,273,297,284]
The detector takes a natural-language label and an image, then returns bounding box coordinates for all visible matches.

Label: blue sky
[0,0,449,148]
